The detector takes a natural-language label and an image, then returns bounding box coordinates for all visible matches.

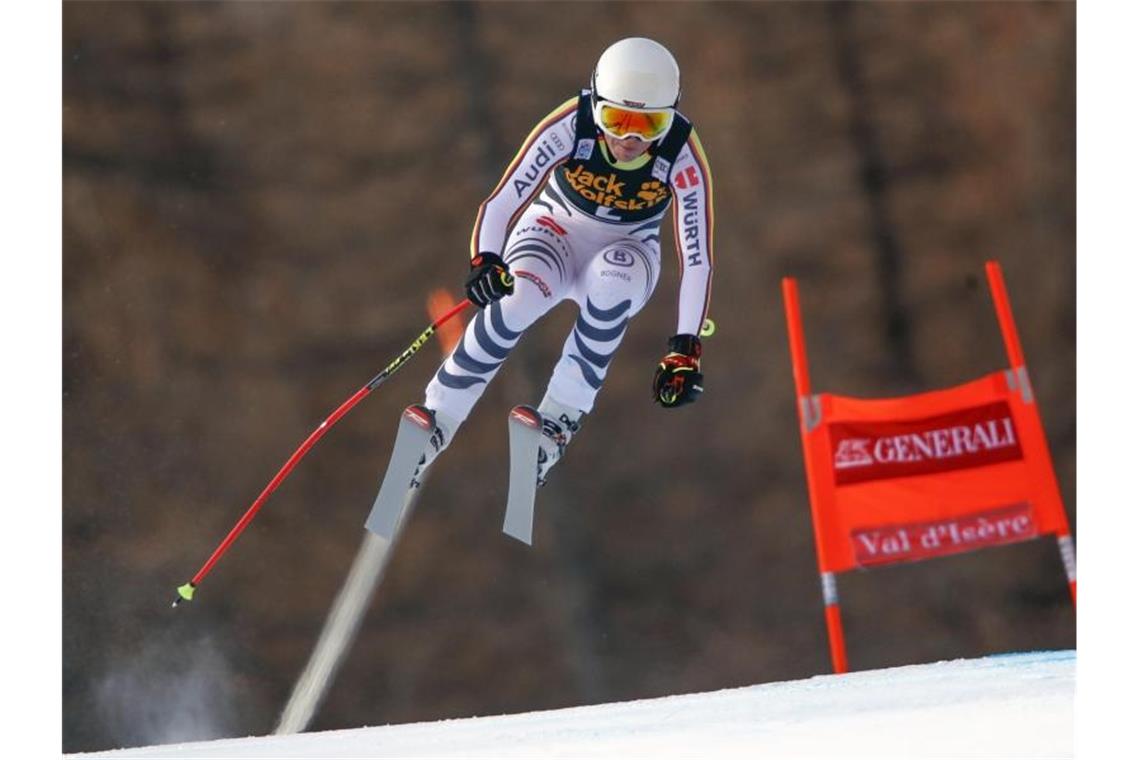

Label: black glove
[465,252,515,308]
[653,334,704,408]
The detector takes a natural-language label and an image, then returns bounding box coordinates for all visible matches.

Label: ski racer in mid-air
[367,36,714,538]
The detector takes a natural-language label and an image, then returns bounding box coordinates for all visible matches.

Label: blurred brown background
[62,1,1075,753]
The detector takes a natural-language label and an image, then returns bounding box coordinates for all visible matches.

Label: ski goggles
[592,100,674,141]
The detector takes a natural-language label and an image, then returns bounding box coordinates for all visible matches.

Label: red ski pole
[173,298,472,607]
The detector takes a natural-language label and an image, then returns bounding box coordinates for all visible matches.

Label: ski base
[364,405,435,539]
[503,405,543,545]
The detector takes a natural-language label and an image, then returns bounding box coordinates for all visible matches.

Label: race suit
[424,91,714,423]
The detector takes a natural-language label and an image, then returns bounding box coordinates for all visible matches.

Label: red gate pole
[984,261,1076,606]
[783,277,849,674]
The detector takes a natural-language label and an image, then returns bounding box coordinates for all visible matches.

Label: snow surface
[80,650,1074,759]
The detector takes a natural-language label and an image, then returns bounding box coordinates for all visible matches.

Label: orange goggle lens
[596,103,673,140]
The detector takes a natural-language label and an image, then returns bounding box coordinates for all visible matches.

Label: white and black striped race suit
[424,91,714,425]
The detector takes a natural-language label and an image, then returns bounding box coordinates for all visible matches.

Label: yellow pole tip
[177,583,196,602]
[700,318,717,338]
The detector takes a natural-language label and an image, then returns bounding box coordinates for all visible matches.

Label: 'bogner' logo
[830,401,1024,486]
[562,164,669,212]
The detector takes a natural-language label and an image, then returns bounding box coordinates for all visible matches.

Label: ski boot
[365,404,457,538]
[410,406,457,487]
[535,397,584,487]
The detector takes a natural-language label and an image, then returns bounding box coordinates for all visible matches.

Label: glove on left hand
[653,333,704,408]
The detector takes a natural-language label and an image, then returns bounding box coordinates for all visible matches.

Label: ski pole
[173,298,472,608]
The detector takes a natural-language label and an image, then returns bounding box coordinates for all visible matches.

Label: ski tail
[364,405,435,538]
[503,405,543,545]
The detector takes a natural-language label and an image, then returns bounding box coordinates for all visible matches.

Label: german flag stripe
[671,188,685,278]
[469,97,578,259]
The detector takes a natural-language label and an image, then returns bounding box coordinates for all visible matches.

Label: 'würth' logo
[829,401,1023,485]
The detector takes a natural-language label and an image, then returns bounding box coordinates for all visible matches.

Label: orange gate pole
[984,261,1076,606]
[427,288,464,356]
[783,277,849,674]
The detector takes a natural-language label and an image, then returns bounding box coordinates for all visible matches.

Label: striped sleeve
[669,128,715,336]
[470,97,578,259]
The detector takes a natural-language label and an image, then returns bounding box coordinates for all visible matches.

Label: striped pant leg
[423,223,570,426]
[545,239,661,414]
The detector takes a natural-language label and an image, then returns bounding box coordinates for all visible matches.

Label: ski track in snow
[78,650,1074,759]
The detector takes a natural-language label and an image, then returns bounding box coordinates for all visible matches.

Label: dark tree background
[62,1,1075,753]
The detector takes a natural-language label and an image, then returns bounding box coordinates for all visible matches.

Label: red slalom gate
[782,261,1075,674]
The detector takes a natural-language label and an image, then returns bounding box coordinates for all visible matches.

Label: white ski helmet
[591,37,681,110]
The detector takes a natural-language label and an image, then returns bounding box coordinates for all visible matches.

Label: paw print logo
[637,180,667,203]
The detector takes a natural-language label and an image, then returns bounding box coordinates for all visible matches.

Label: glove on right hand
[653,333,704,408]
[465,252,515,308]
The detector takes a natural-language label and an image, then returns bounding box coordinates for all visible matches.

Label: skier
[370,37,714,533]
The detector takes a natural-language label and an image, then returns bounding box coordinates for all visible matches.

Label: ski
[364,404,435,539]
[503,405,543,545]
